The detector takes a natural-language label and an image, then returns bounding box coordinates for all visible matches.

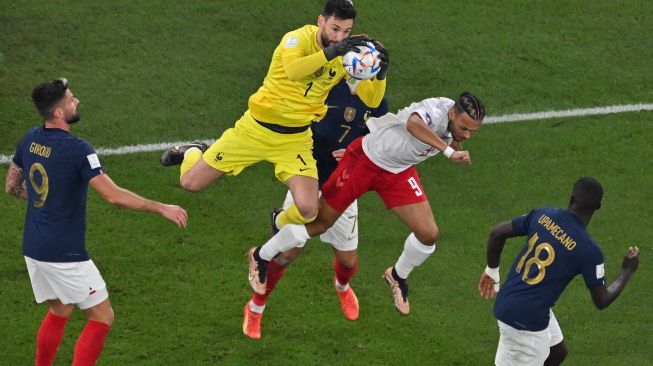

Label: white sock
[249,300,266,314]
[394,233,436,279]
[335,279,349,292]
[259,224,310,261]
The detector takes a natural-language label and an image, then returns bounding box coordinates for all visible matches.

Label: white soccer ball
[342,42,382,80]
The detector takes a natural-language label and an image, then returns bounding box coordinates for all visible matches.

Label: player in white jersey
[247,92,485,316]
[363,97,458,172]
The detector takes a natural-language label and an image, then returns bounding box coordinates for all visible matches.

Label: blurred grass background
[1,1,651,364]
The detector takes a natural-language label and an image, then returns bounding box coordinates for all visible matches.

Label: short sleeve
[580,245,606,288]
[511,210,536,236]
[411,107,433,127]
[77,140,103,182]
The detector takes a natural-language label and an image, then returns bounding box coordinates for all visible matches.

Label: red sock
[36,311,69,366]
[72,320,110,366]
[334,257,358,287]
[252,260,286,306]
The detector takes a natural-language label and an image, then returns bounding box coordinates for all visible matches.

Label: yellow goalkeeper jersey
[248,25,385,128]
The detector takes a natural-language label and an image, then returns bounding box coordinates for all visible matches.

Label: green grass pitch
[1,1,651,365]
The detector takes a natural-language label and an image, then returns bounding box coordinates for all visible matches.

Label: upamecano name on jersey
[538,214,576,250]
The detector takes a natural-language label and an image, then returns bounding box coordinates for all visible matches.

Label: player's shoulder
[401,97,452,126]
[283,24,317,43]
[62,133,96,157]
[421,97,455,112]
[19,126,42,140]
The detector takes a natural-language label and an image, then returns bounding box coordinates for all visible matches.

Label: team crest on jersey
[328,68,336,78]
[344,107,356,122]
[314,67,324,77]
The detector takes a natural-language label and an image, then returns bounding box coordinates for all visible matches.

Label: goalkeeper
[161,0,387,231]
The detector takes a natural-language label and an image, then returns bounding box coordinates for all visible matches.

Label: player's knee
[89,305,115,327]
[336,253,358,269]
[295,201,319,220]
[104,308,115,327]
[180,177,201,192]
[415,227,439,245]
[49,302,74,318]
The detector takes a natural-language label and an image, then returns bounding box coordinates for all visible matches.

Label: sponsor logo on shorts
[299,167,310,172]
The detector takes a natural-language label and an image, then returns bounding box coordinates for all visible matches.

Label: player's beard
[66,112,81,124]
[448,117,460,141]
[320,32,333,49]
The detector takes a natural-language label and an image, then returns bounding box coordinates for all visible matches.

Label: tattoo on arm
[5,163,27,199]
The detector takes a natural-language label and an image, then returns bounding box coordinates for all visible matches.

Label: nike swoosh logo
[299,168,310,171]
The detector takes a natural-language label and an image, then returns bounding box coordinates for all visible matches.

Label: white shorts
[282,190,359,251]
[495,310,564,366]
[25,256,109,310]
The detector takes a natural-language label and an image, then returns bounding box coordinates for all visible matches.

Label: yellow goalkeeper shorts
[203,110,318,182]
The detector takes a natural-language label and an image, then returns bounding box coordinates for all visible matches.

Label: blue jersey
[494,207,606,331]
[311,80,388,186]
[12,126,103,262]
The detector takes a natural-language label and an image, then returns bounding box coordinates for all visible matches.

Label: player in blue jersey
[5,78,188,366]
[242,78,388,339]
[477,177,640,366]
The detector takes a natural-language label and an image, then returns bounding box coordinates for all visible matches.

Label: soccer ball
[342,42,382,80]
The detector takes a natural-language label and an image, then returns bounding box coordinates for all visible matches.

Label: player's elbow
[591,296,610,310]
[488,229,503,242]
[489,227,511,243]
[593,299,609,310]
[284,70,303,82]
[594,302,609,310]
[103,193,122,207]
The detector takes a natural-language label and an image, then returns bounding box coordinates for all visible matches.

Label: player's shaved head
[322,0,356,20]
[571,176,603,214]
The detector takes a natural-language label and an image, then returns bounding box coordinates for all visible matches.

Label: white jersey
[362,97,454,173]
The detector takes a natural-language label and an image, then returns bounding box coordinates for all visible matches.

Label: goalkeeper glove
[371,39,390,80]
[323,35,370,61]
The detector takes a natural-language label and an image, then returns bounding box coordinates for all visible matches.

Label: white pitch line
[2,103,652,165]
[484,103,653,124]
